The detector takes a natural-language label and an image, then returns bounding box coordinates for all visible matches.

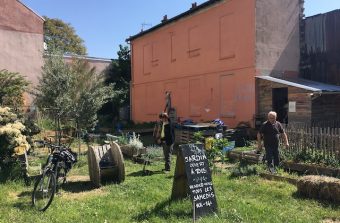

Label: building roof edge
[126,0,223,42]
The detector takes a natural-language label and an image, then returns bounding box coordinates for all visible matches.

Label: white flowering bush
[127,132,144,150]
[0,107,30,163]
[0,107,18,124]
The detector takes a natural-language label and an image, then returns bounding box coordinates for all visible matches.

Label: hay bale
[297,175,340,203]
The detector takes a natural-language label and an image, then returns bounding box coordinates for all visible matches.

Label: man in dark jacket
[257,111,289,173]
[160,112,174,172]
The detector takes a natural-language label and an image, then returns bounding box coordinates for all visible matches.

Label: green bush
[280,149,340,168]
[0,69,30,108]
[192,131,230,167]
[0,161,23,182]
[230,161,258,178]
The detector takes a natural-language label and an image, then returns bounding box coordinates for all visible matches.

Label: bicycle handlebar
[35,139,70,153]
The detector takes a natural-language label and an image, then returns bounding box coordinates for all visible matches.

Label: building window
[170,33,176,62]
[188,26,201,58]
[143,44,152,75]
[219,13,236,60]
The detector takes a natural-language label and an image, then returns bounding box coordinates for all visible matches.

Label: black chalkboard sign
[172,143,218,219]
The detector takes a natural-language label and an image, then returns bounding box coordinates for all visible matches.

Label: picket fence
[284,123,340,160]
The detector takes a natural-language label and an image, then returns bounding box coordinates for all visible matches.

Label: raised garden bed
[228,150,263,164]
[282,161,340,177]
[120,145,146,158]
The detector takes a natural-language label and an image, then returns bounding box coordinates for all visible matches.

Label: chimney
[191,2,197,9]
[162,15,168,23]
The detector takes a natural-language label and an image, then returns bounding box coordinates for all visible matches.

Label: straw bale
[297,175,340,203]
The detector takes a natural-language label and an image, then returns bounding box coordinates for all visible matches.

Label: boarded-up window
[143,44,152,75]
[189,79,201,117]
[220,74,235,117]
[188,26,201,57]
[152,42,159,67]
[170,33,177,62]
[219,14,235,60]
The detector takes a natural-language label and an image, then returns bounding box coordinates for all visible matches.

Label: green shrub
[37,118,55,130]
[230,161,258,178]
[280,149,340,168]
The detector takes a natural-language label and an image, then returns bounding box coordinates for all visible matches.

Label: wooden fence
[284,123,340,160]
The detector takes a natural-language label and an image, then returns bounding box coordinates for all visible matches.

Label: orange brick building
[127,0,301,127]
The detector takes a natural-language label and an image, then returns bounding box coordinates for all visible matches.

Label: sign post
[171,143,218,219]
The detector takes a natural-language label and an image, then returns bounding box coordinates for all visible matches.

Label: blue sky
[21,0,340,59]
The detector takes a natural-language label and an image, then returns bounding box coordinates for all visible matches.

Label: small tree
[0,69,30,108]
[101,45,131,120]
[43,16,87,55]
[35,51,119,130]
[35,52,73,118]
[68,59,117,129]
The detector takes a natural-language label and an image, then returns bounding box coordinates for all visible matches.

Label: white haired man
[257,111,289,173]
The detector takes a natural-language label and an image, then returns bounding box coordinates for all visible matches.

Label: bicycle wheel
[56,165,67,192]
[32,170,56,211]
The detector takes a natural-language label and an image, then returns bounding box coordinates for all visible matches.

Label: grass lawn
[0,154,339,223]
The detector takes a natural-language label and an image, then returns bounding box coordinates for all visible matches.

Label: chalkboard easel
[171,143,218,219]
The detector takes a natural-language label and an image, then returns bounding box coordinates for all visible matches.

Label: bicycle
[32,140,77,211]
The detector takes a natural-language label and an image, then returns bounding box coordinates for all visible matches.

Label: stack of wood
[174,129,194,144]
[297,175,340,203]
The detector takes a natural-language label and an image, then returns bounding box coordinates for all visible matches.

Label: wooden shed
[256,76,340,126]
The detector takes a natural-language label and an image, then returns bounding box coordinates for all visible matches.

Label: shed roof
[256,76,340,92]
[126,0,223,42]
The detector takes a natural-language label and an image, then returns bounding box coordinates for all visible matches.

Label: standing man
[257,111,289,173]
[160,112,174,172]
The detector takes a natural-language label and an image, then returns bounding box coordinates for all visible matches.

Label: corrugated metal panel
[301,10,340,85]
[305,14,327,54]
[256,76,340,92]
